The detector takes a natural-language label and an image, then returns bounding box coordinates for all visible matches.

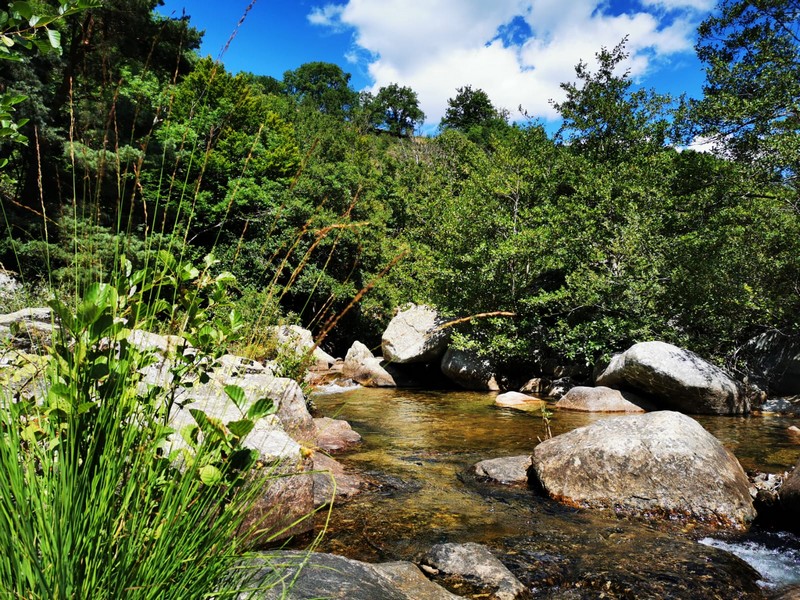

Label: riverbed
[308,387,800,599]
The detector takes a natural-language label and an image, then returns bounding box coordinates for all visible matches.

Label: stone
[595,341,748,415]
[789,426,800,444]
[0,307,55,351]
[555,385,652,413]
[441,348,499,391]
[312,452,368,507]
[382,304,450,365]
[495,391,546,412]
[779,458,800,522]
[0,271,20,302]
[474,455,531,484]
[313,416,361,452]
[342,340,396,387]
[742,331,800,396]
[544,377,575,399]
[238,551,460,599]
[424,542,527,600]
[756,397,800,417]
[266,324,335,369]
[529,411,756,527]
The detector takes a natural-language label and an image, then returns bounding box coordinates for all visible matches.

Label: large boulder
[555,385,652,413]
[441,348,499,391]
[529,411,756,527]
[381,305,450,365]
[0,307,55,351]
[741,331,800,396]
[595,341,747,415]
[342,341,396,387]
[239,551,461,599]
[495,391,546,412]
[779,458,800,523]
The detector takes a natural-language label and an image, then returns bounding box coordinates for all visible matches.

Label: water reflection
[310,388,800,598]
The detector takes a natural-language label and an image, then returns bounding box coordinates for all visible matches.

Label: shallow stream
[308,387,800,599]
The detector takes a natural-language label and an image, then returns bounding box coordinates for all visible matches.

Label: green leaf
[247,397,275,420]
[46,29,61,50]
[10,2,33,20]
[223,384,246,410]
[226,419,254,440]
[199,464,222,486]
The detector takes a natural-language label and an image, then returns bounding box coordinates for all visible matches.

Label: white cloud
[640,0,716,12]
[309,0,710,127]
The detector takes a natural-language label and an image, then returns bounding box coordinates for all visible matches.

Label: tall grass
[0,2,357,597]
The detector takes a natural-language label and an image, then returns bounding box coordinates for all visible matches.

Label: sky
[155,0,716,133]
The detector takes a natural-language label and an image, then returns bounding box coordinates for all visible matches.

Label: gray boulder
[595,341,747,415]
[266,325,335,369]
[0,307,54,351]
[779,458,800,522]
[382,305,450,364]
[556,385,652,413]
[529,411,756,527]
[474,455,531,484]
[238,551,461,599]
[424,542,527,600]
[441,348,499,391]
[342,340,396,387]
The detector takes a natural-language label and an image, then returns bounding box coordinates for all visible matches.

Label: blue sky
[156,0,714,131]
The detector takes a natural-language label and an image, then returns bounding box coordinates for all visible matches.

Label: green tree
[693,0,799,206]
[370,83,425,137]
[283,61,358,117]
[440,85,508,144]
[552,37,673,162]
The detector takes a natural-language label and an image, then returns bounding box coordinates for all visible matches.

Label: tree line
[0,0,798,379]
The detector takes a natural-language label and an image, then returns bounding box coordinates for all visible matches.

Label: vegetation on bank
[0,0,798,375]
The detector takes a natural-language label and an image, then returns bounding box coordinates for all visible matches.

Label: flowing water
[308,388,800,599]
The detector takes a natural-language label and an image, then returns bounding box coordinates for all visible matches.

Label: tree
[693,0,800,205]
[370,83,425,137]
[552,37,672,162]
[283,61,358,117]
[441,85,496,129]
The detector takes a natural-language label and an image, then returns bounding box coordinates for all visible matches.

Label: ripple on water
[700,531,800,589]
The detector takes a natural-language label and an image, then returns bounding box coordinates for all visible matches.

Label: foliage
[368,83,426,137]
[693,0,800,208]
[0,253,285,598]
[440,85,508,144]
[283,61,358,117]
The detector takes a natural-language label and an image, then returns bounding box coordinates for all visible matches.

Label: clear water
[309,388,800,599]
[700,531,800,589]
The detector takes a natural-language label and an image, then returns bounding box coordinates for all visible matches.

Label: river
[307,387,800,599]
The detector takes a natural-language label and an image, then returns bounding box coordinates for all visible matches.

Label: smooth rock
[312,452,368,507]
[789,426,800,444]
[529,411,756,527]
[556,385,652,413]
[495,392,546,412]
[595,341,748,415]
[238,551,460,599]
[474,455,531,484]
[313,416,361,452]
[441,348,499,391]
[543,377,575,399]
[382,305,450,364]
[342,340,396,387]
[424,542,527,600]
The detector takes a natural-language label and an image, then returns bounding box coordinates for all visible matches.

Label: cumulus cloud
[309,0,710,127]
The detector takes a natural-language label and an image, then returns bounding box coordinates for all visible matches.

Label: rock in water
[529,411,756,527]
[382,305,450,364]
[424,542,527,600]
[555,385,652,413]
[595,341,747,415]
[440,348,499,391]
[342,340,396,387]
[473,455,531,484]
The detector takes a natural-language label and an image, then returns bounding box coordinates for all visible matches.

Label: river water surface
[309,387,800,599]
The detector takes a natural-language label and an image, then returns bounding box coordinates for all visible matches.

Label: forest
[1,0,799,382]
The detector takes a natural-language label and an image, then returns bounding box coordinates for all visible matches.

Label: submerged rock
[529,411,756,527]
[424,542,527,600]
[382,304,450,365]
[595,341,748,415]
[312,416,362,453]
[311,452,368,507]
[555,385,652,413]
[495,391,546,412]
[473,455,531,485]
[239,551,460,599]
